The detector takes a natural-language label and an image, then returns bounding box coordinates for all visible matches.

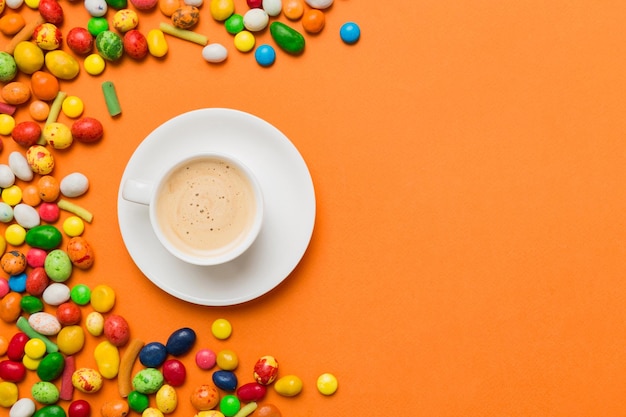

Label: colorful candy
[165,327,196,356]
[340,21,360,44]
[274,375,303,397]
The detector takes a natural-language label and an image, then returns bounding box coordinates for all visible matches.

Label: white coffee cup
[122,152,264,266]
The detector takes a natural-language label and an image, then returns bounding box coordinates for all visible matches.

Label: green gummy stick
[102,81,122,117]
[16,316,59,353]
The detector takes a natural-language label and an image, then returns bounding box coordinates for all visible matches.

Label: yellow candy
[210,0,234,21]
[25,0,40,8]
[143,408,165,417]
[0,381,18,407]
[234,31,254,52]
[22,355,41,370]
[84,54,105,75]
[316,373,338,395]
[112,9,138,32]
[43,122,73,149]
[72,368,103,393]
[94,340,120,379]
[13,41,44,74]
[45,50,80,80]
[156,384,177,414]
[61,96,84,118]
[274,375,303,397]
[57,325,85,355]
[211,318,232,340]
[85,311,104,336]
[195,412,225,417]
[1,185,22,206]
[5,224,25,246]
[90,284,116,313]
[147,29,168,58]
[26,145,54,175]
[24,338,47,359]
[63,216,85,237]
[0,114,15,135]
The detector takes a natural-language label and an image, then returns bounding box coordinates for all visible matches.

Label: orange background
[1,0,626,416]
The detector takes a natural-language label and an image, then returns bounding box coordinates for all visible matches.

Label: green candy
[32,381,60,404]
[44,249,72,282]
[25,225,62,250]
[70,284,91,305]
[37,352,65,381]
[95,30,124,61]
[128,390,150,413]
[225,14,244,34]
[220,395,241,417]
[132,368,164,394]
[88,17,109,37]
[0,51,17,82]
[105,0,127,8]
[20,295,44,313]
[33,405,66,417]
[269,21,305,55]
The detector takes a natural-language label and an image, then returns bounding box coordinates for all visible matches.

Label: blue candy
[8,272,26,292]
[212,370,238,391]
[166,327,196,357]
[340,22,361,44]
[139,342,168,367]
[255,44,276,67]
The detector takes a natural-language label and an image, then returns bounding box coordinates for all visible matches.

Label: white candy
[263,0,282,16]
[60,172,89,197]
[42,283,71,306]
[305,0,333,9]
[8,151,33,181]
[184,0,203,6]
[10,398,36,417]
[244,8,269,31]
[0,164,15,188]
[202,43,228,63]
[0,203,13,223]
[5,0,24,9]
[84,0,108,17]
[28,312,62,336]
[13,203,40,229]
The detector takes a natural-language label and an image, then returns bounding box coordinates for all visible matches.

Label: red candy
[66,27,94,55]
[26,266,50,296]
[7,332,28,361]
[162,358,186,386]
[104,314,130,346]
[56,301,81,325]
[236,382,267,402]
[0,359,26,382]
[68,399,91,417]
[39,202,60,223]
[123,30,148,60]
[26,248,47,268]
[253,355,279,385]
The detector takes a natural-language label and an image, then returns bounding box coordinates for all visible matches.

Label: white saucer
[117,108,316,306]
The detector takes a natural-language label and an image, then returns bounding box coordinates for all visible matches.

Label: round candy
[162,358,186,386]
[274,374,303,397]
[219,395,240,417]
[254,44,275,67]
[234,31,255,52]
[84,53,106,75]
[29,100,50,121]
[62,96,84,118]
[95,30,124,61]
[70,284,91,305]
[253,355,278,385]
[8,273,26,292]
[340,21,360,44]
[69,399,91,417]
[133,368,164,394]
[190,384,219,411]
[56,302,81,325]
[302,9,325,33]
[0,381,18,407]
[211,318,232,339]
[112,9,138,32]
[2,185,22,206]
[216,349,238,371]
[91,284,115,312]
[195,348,216,369]
[20,294,43,313]
[5,224,26,246]
[0,52,17,82]
[87,16,109,36]
[57,325,85,355]
[24,338,46,359]
[283,0,304,20]
[63,216,85,236]
[128,391,149,413]
[224,13,243,34]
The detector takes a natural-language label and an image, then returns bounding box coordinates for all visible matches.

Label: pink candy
[195,348,216,370]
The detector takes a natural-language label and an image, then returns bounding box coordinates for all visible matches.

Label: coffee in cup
[122,152,263,266]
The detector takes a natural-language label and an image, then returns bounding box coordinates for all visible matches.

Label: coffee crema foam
[155,157,256,256]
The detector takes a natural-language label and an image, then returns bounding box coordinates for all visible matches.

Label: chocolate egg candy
[72,368,103,393]
[253,355,279,385]
[95,30,123,61]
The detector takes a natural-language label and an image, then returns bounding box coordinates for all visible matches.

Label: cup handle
[122,179,154,205]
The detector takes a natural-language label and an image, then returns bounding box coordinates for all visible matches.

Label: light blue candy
[255,44,276,67]
[8,272,26,292]
[340,22,361,44]
[0,202,13,223]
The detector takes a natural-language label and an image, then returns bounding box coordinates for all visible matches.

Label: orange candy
[1,81,31,105]
[29,100,50,121]
[0,292,22,323]
[0,13,25,36]
[22,184,42,206]
[190,384,219,411]
[159,0,181,17]
[302,9,325,33]
[0,335,8,356]
[30,71,60,101]
[283,0,304,20]
[38,175,60,202]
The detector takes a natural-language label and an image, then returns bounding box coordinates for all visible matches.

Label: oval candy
[165,327,196,356]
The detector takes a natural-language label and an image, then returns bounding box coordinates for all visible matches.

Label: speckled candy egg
[133,368,164,394]
[72,368,103,393]
[26,145,54,175]
[0,250,26,275]
[112,9,138,32]
[156,384,177,413]
[95,30,123,61]
[66,236,95,269]
[31,381,59,404]
[33,23,62,50]
[172,5,200,29]
[43,122,73,150]
[190,384,219,411]
[253,355,279,385]
[0,51,17,82]
[28,312,61,335]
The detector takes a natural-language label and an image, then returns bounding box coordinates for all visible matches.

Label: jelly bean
[68,399,91,417]
[90,284,116,312]
[56,301,81,325]
[0,381,18,407]
[7,332,28,360]
[0,292,22,322]
[234,31,255,52]
[10,398,36,417]
[72,367,103,393]
[219,395,240,417]
[224,13,244,34]
[156,384,177,413]
[26,267,49,296]
[29,312,62,335]
[26,225,62,250]
[61,96,84,118]
[254,44,275,67]
[216,349,239,371]
[2,185,22,206]
[112,9,138,32]
[37,351,65,381]
[147,29,168,57]
[13,203,40,228]
[8,151,31,181]
[236,382,266,402]
[0,203,13,223]
[44,50,80,80]
[253,355,278,385]
[190,384,219,411]
[340,21,360,44]
[140,342,167,367]
[9,272,27,292]
[246,0,261,7]
[20,294,43,313]
[282,0,303,20]
[70,284,91,304]
[85,311,104,336]
[84,53,105,75]
[254,404,281,417]
[213,370,238,391]
[44,249,73,282]
[32,381,60,404]
[56,325,85,355]
[42,282,70,305]
[0,359,26,382]
[133,368,164,394]
[270,21,305,54]
[210,0,234,21]
[162,358,186,386]
[196,412,225,417]
[25,338,47,359]
[94,340,120,379]
[211,318,232,339]
[195,348,216,369]
[274,375,303,397]
[101,400,129,417]
[305,0,331,8]
[128,390,149,413]
[104,314,130,346]
[165,327,196,356]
